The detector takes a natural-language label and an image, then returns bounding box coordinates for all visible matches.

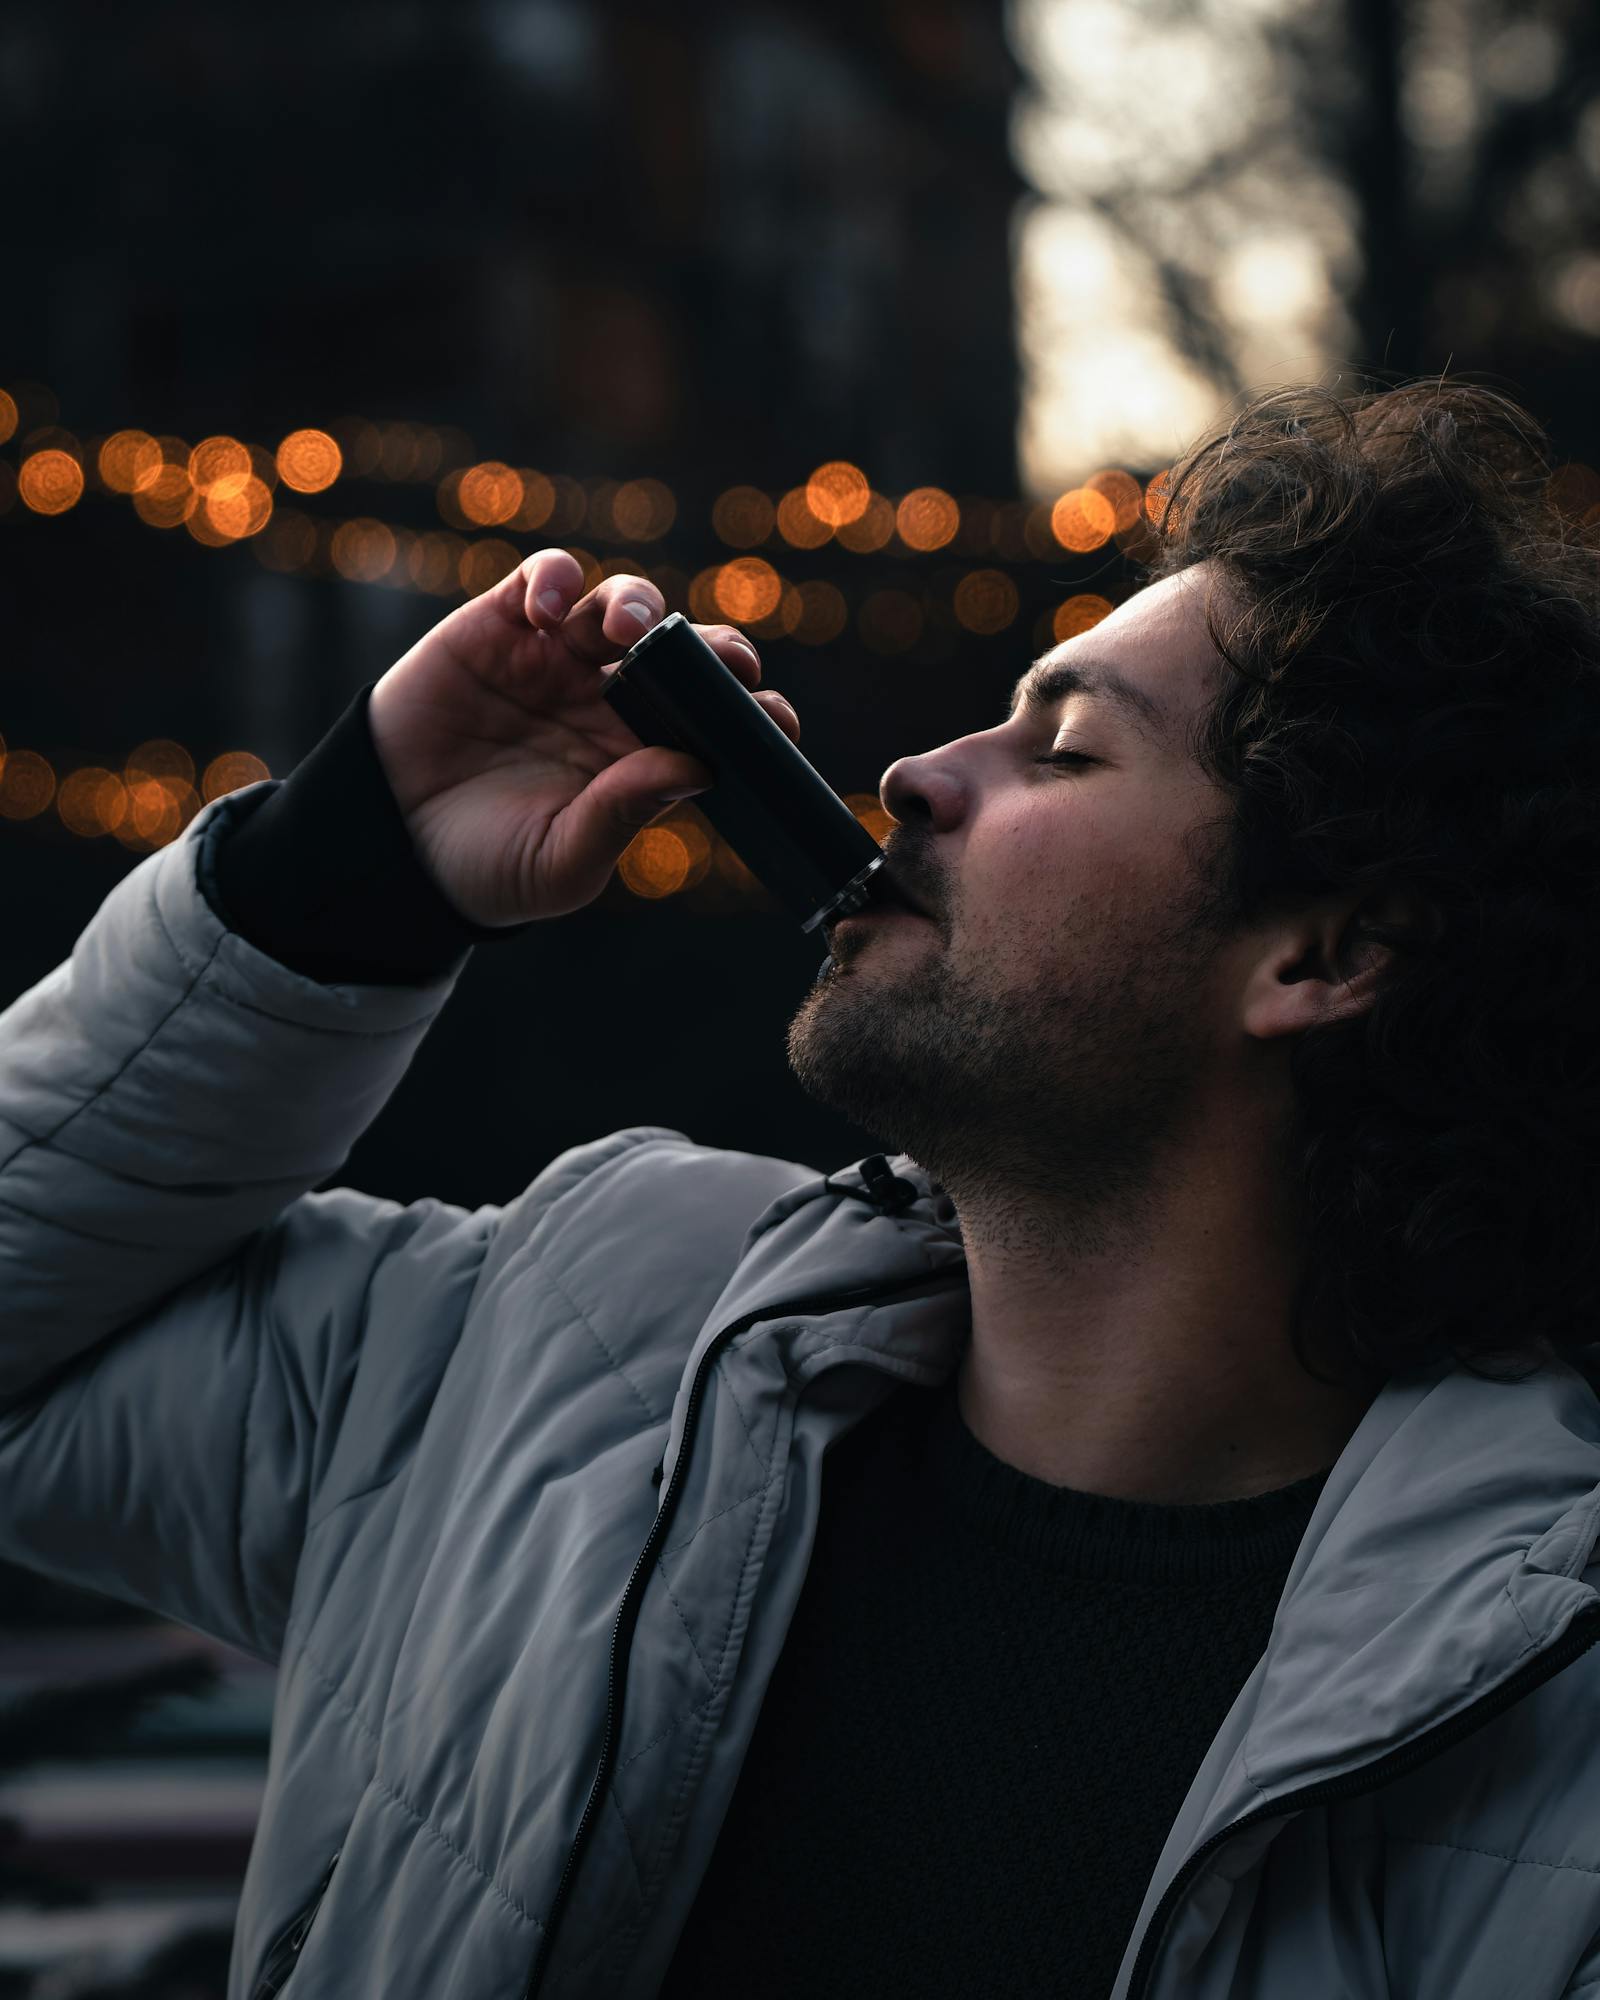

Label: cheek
[964,807,1173,954]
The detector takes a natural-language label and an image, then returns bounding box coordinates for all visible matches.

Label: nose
[880,747,961,832]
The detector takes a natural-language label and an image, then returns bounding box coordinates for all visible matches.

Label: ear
[1239,884,1431,1043]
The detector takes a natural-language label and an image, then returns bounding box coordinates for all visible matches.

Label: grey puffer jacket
[6,786,1600,1999]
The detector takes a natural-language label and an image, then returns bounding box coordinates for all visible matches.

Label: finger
[753,688,800,741]
[599,577,669,651]
[517,548,587,632]
[555,572,668,664]
[690,623,762,690]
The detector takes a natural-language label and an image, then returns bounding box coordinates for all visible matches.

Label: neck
[945,1136,1376,1506]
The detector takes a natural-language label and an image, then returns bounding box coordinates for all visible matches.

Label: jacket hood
[1245,1354,1600,1796]
[655,1151,971,1491]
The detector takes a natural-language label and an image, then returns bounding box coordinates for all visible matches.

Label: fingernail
[728,636,759,665]
[621,599,657,629]
[537,588,564,619]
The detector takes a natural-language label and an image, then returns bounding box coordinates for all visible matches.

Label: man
[2,377,1598,1998]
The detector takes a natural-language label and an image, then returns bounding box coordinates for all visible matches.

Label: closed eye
[1035,750,1096,769]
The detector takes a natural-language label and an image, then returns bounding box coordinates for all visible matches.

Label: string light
[19,449,84,516]
[1,382,1225,895]
[805,460,871,528]
[896,486,959,552]
[0,384,1184,592]
[276,429,342,493]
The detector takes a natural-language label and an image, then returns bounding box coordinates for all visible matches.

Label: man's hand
[366,547,800,927]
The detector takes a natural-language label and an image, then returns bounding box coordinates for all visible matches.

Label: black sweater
[198,682,1329,1998]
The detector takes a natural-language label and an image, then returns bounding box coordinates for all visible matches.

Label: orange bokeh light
[508,471,556,533]
[202,752,272,802]
[458,461,524,528]
[123,776,198,846]
[611,478,675,542]
[189,435,251,492]
[775,488,831,549]
[459,538,522,596]
[0,390,16,446]
[19,450,84,516]
[186,508,233,549]
[57,767,128,837]
[896,486,960,552]
[331,518,398,582]
[545,476,586,535]
[190,476,272,548]
[406,530,467,594]
[712,557,783,624]
[133,464,197,529]
[712,486,775,547]
[1144,469,1174,522]
[0,750,56,820]
[254,509,318,572]
[1053,594,1115,643]
[202,474,274,541]
[791,580,849,645]
[377,423,419,480]
[126,739,195,789]
[1083,469,1144,533]
[952,569,1019,635]
[687,566,722,624]
[618,824,698,901]
[1050,487,1116,553]
[835,493,895,554]
[805,460,871,528]
[761,581,807,640]
[276,429,343,494]
[99,430,163,494]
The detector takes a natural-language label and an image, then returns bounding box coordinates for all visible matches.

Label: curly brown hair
[1143,377,1600,1388]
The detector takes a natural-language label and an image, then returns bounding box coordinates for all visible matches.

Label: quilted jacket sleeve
[0,787,496,1660]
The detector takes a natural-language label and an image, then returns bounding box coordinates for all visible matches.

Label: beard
[784,900,1229,1262]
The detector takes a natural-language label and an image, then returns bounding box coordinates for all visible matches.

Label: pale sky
[1006,0,1358,491]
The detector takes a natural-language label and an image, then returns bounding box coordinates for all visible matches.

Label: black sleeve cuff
[196,680,536,986]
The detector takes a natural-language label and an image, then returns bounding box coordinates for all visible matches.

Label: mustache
[878,837,940,921]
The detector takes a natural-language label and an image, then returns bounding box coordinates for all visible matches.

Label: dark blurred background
[1,0,1597,1991]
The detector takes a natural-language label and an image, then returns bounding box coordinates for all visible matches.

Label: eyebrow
[1002,656,1169,747]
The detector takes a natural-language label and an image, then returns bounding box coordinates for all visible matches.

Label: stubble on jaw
[784,917,1222,1268]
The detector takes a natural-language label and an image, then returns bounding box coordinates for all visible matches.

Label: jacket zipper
[250,1847,341,1999]
[521,1264,966,1999]
[1124,1600,1600,2000]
